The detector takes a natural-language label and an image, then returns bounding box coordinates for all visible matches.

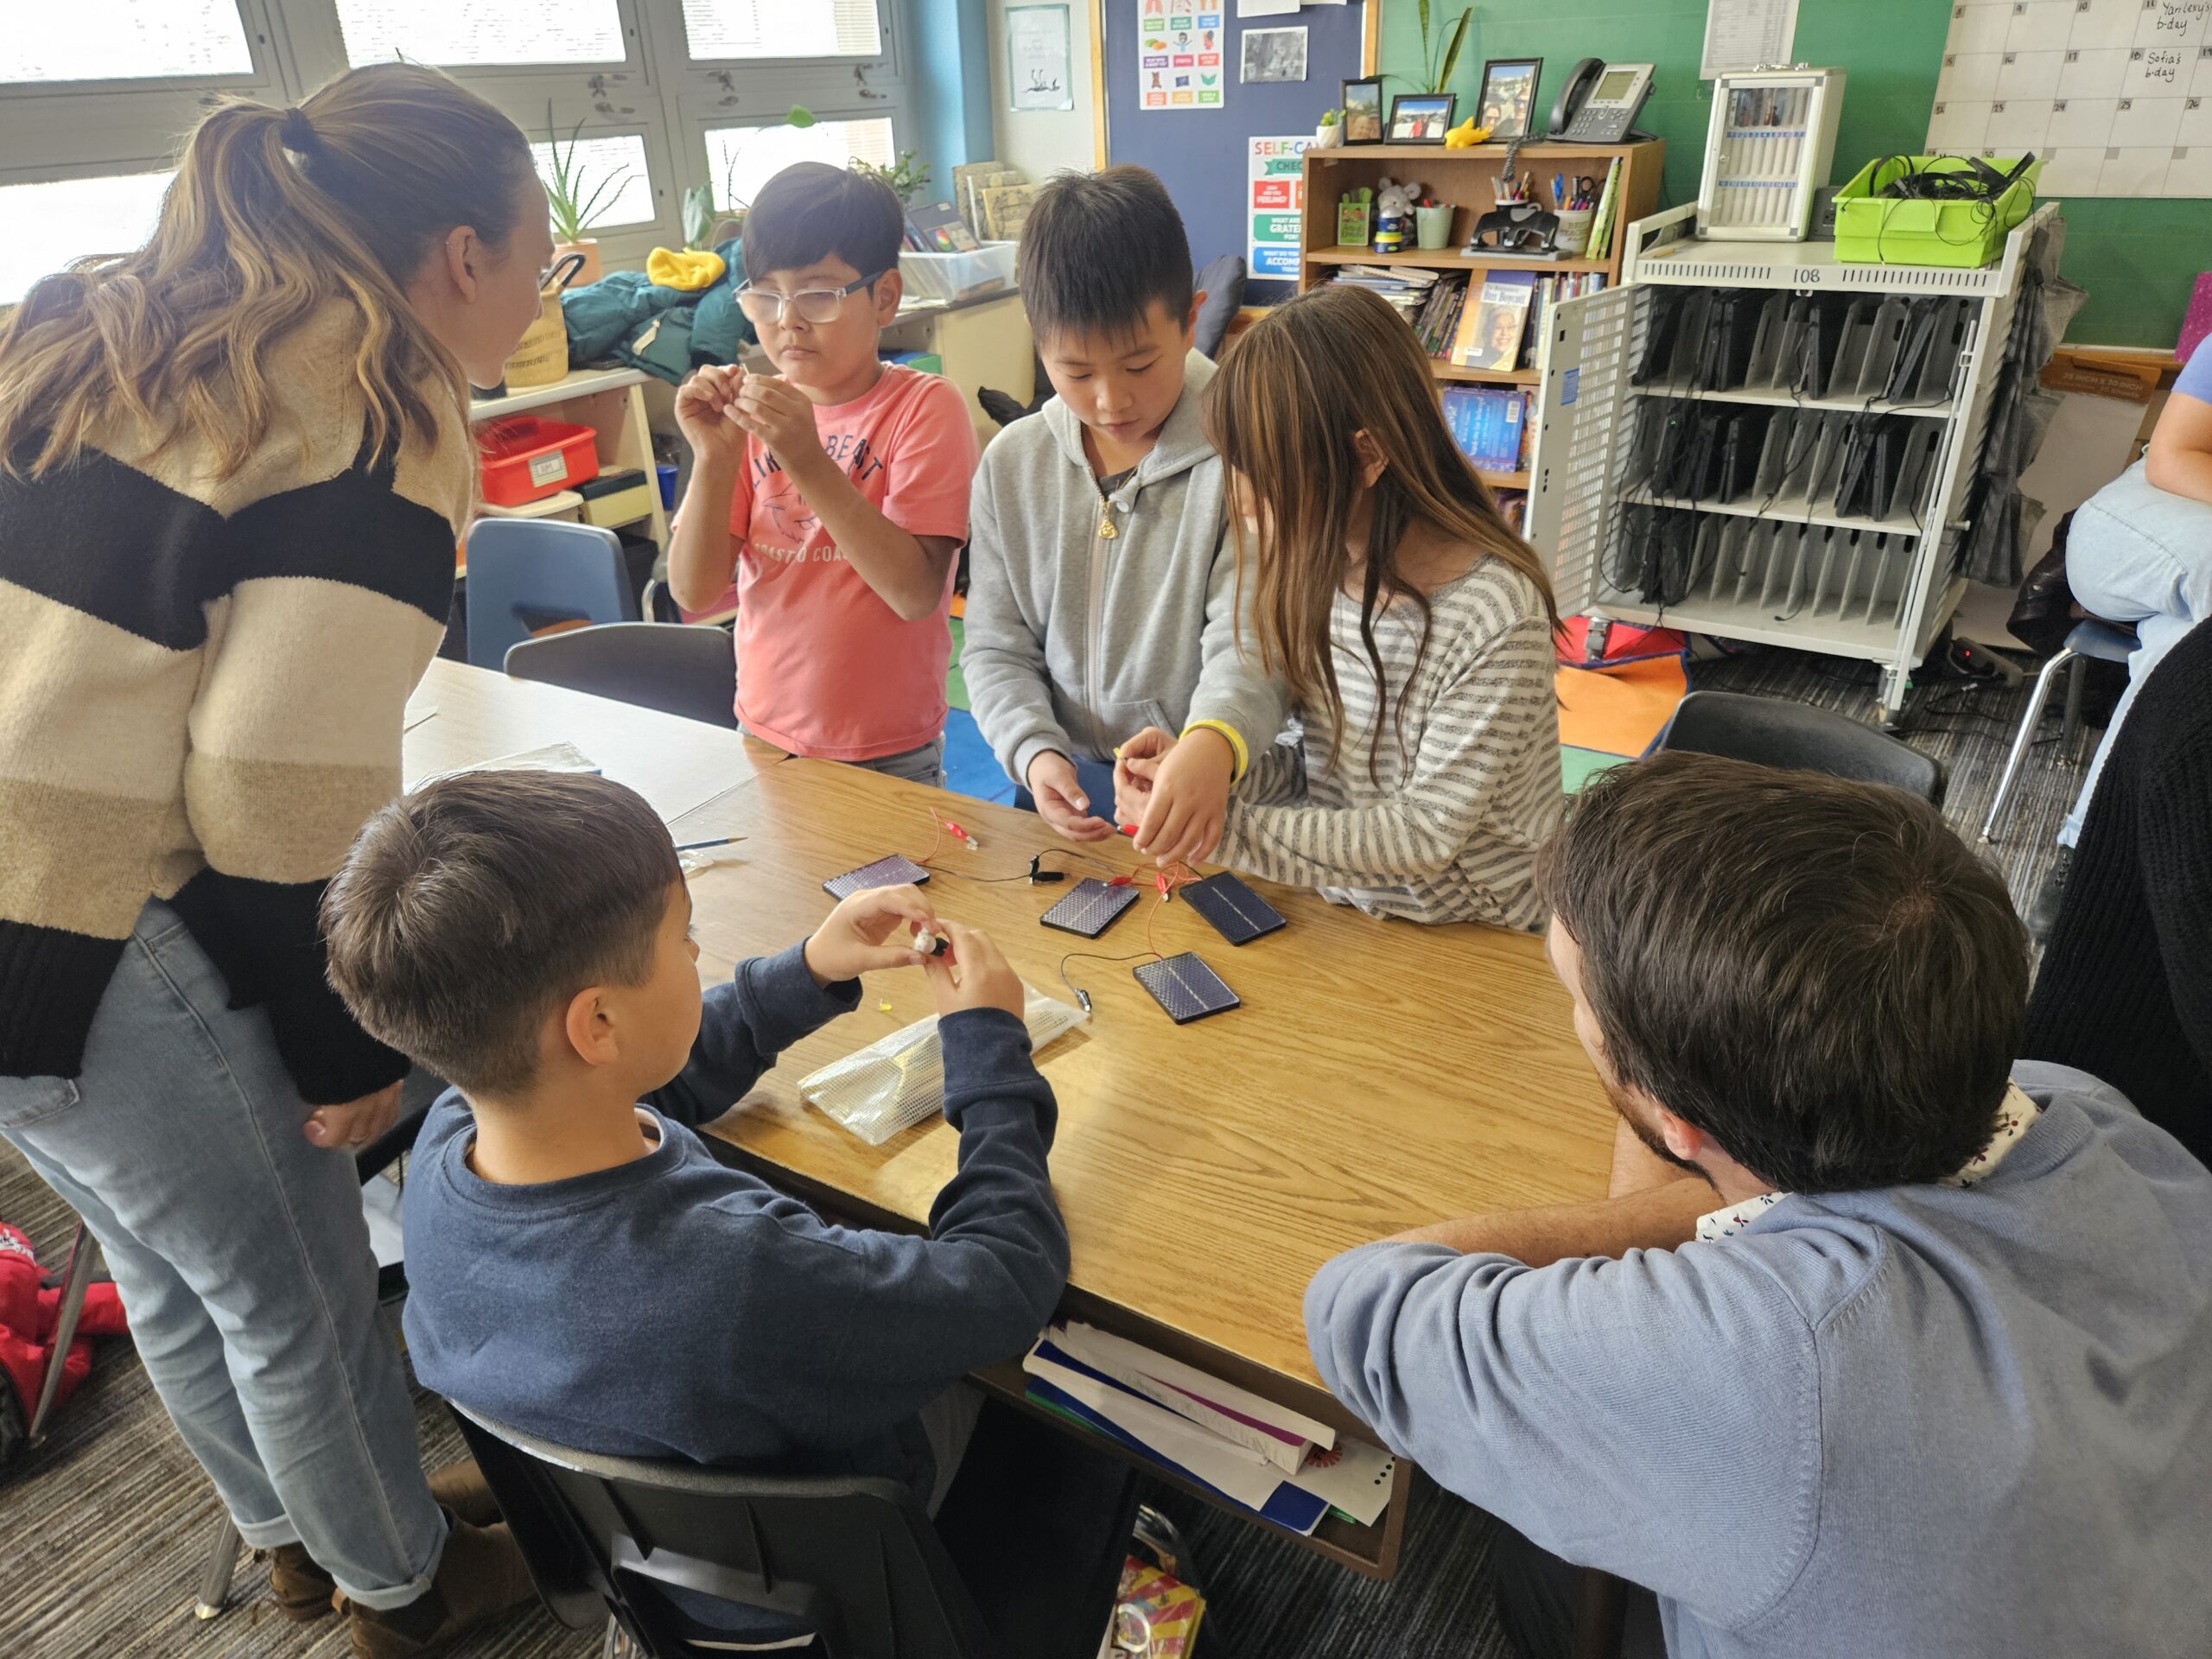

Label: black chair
[1656,690,1947,805]
[451,1395,1138,1659]
[504,622,738,728]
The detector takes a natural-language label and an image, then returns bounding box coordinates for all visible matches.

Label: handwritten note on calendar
[1927,0,2212,198]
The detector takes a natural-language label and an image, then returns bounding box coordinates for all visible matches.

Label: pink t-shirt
[715,365,978,759]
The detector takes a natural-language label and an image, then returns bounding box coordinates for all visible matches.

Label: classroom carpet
[0,649,2082,1659]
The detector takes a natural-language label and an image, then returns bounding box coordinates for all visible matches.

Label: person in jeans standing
[0,64,548,1658]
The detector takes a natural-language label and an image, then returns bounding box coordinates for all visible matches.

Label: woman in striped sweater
[0,66,550,1656]
[1118,283,1564,927]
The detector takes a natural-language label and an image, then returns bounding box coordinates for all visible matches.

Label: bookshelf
[1299,139,1664,492]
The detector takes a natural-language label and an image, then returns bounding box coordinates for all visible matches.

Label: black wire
[1058,948,1160,1010]
[924,849,1125,887]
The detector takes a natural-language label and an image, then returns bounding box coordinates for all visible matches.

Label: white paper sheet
[1236,0,1300,15]
[1700,0,1799,79]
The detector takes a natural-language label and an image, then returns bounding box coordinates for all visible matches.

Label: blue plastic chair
[1978,618,2135,842]
[463,518,639,670]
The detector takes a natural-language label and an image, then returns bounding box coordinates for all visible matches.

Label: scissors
[1570,175,1599,209]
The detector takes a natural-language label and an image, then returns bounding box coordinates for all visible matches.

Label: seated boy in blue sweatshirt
[321,770,1066,1631]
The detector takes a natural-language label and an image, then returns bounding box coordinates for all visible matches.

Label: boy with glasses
[668,163,978,785]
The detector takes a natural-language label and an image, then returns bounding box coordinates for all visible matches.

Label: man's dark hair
[741,162,903,284]
[1536,751,2029,1193]
[323,772,681,1097]
[1018,164,1192,346]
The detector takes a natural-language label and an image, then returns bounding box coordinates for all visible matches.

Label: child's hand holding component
[803,883,944,984]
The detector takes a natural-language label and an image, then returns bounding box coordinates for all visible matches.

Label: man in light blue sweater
[1306,752,2212,1659]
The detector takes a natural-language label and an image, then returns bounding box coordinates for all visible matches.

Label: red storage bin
[479,416,601,506]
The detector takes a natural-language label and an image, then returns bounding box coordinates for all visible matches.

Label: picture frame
[1477,57,1543,142]
[1386,92,1456,146]
[1340,76,1385,146]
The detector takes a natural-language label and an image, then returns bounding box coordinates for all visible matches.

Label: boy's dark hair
[323,772,681,1097]
[741,162,903,285]
[1535,751,2029,1194]
[1018,165,1192,346]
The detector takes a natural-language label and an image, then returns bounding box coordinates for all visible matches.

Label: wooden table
[400,667,1616,1577]
[666,759,1614,1576]
[403,659,785,823]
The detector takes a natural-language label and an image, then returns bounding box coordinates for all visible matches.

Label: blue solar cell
[822,855,931,899]
[1133,952,1241,1023]
[1041,878,1140,938]
[1181,873,1287,945]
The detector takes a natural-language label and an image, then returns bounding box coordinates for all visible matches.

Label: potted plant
[1397,2,1472,97]
[1314,108,1341,147]
[680,105,817,251]
[543,105,632,286]
[849,149,931,205]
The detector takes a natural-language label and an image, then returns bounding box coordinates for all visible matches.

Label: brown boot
[346,1512,535,1659]
[266,1541,337,1621]
[426,1459,502,1529]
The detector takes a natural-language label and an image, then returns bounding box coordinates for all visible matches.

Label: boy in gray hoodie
[961,167,1282,865]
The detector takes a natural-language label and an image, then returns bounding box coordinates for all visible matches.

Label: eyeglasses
[734,270,888,327]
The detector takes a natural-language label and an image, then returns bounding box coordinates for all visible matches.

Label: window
[3,2,251,83]
[531,133,658,232]
[334,0,626,68]
[703,118,893,213]
[682,0,880,61]
[0,171,174,305]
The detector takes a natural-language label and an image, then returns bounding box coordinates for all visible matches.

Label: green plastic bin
[1833,155,2038,268]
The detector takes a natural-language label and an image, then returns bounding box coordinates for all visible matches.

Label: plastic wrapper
[800,986,1084,1146]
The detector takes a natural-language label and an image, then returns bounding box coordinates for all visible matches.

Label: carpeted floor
[0,645,2082,1659]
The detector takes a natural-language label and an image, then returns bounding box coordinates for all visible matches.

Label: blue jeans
[2058,461,2212,845]
[854,734,948,790]
[0,900,445,1608]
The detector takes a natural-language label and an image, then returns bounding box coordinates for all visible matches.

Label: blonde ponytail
[0,62,534,480]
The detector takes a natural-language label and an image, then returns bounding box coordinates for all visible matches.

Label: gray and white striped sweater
[1219,560,1561,928]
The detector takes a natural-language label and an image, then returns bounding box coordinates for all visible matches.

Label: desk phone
[1552,60,1656,145]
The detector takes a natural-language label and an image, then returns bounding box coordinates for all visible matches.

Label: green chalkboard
[1377,0,2209,347]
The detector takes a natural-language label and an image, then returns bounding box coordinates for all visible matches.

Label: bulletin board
[1104,1,1372,299]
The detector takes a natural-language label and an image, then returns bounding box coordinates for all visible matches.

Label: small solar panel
[1133,952,1240,1023]
[1041,878,1139,938]
[822,854,932,900]
[1181,872,1287,945]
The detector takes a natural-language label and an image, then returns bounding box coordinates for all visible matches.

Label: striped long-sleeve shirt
[1218,559,1561,928]
[0,304,472,1101]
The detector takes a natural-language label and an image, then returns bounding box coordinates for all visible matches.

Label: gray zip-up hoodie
[962,351,1285,787]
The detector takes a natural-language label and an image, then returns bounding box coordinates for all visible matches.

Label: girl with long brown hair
[1119,283,1563,926]
[0,63,549,1653]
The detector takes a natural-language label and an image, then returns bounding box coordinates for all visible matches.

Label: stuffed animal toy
[0,1223,127,1469]
[1444,117,1491,149]
[1372,177,1423,254]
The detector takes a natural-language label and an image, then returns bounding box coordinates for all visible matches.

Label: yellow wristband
[1180,719,1249,783]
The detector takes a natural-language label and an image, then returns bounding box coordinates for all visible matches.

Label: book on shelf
[950,161,1019,238]
[1585,158,1624,263]
[1021,1324,1396,1534]
[905,198,978,254]
[1516,270,1608,370]
[1413,273,1470,359]
[980,181,1039,240]
[1493,487,1529,532]
[1442,385,1529,474]
[1452,270,1537,371]
[1327,267,1433,326]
